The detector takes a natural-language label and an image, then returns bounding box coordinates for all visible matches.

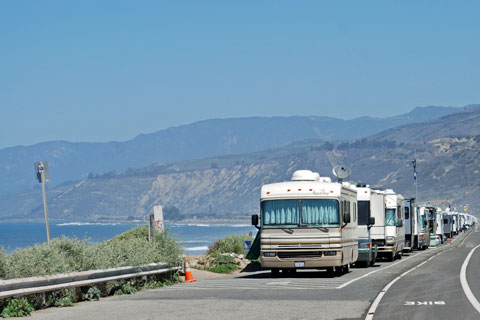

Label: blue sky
[1,1,479,149]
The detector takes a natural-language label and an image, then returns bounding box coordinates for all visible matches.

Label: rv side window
[405,207,410,220]
[354,202,357,222]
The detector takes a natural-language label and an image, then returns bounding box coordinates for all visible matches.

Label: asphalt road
[26,230,476,320]
[370,227,480,320]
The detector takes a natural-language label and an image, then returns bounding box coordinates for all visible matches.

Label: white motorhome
[459,213,466,231]
[435,209,445,244]
[418,206,430,250]
[465,214,475,229]
[354,183,377,267]
[452,212,459,235]
[442,210,454,241]
[404,199,421,251]
[252,170,358,277]
[371,189,405,261]
[424,207,438,247]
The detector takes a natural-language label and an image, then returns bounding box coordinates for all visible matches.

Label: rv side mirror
[251,214,259,229]
[368,217,376,225]
[344,212,351,224]
[396,220,403,228]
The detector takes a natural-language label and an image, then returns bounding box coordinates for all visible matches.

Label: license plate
[294,261,305,268]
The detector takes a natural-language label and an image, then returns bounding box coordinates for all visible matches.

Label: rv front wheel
[388,252,394,262]
[271,269,280,278]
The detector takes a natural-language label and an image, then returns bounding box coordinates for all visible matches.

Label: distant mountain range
[0,106,459,195]
[1,104,479,221]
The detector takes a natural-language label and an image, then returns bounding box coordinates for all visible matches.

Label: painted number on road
[404,301,446,306]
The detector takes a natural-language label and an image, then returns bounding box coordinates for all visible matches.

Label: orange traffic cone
[184,258,196,283]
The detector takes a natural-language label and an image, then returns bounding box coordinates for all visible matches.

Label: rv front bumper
[377,245,396,253]
[261,251,343,268]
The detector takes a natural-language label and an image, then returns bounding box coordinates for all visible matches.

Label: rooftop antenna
[332,165,351,183]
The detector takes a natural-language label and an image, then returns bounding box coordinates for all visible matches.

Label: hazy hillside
[370,104,480,143]
[2,136,479,221]
[0,106,458,195]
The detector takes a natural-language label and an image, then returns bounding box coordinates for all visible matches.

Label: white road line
[364,247,450,320]
[460,243,480,314]
[459,230,473,247]
[337,250,429,289]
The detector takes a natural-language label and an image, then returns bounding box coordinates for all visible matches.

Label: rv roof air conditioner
[291,170,321,181]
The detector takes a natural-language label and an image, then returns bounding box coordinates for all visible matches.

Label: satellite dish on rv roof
[332,166,351,180]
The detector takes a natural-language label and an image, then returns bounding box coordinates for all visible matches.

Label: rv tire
[326,267,335,277]
[271,268,280,278]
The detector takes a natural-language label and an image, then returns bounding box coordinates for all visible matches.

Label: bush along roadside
[0,226,183,280]
[0,271,182,318]
[191,234,254,274]
[0,226,184,317]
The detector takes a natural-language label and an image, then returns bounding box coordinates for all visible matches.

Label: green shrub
[1,298,35,318]
[54,296,74,308]
[4,237,89,279]
[114,282,138,295]
[1,226,183,280]
[0,247,6,279]
[84,287,101,301]
[206,264,238,274]
[47,289,75,308]
[207,234,253,255]
[144,280,164,289]
[84,226,183,270]
[211,253,235,265]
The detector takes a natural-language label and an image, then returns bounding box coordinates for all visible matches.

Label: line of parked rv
[250,170,477,276]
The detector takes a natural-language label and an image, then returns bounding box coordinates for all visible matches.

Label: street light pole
[41,170,51,244]
[35,161,51,244]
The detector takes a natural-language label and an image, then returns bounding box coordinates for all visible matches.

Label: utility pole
[35,162,51,244]
[412,158,418,200]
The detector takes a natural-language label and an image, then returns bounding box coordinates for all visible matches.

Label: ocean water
[0,222,257,255]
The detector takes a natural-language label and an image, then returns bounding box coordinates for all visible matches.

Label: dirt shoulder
[185,254,261,280]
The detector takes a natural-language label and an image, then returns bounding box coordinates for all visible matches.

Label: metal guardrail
[0,263,180,299]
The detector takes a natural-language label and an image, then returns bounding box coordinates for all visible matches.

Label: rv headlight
[386,236,394,241]
[263,252,276,257]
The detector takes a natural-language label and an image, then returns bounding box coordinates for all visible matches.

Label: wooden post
[148,214,155,242]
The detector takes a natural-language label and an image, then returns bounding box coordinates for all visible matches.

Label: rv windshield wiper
[281,228,294,234]
[315,227,329,233]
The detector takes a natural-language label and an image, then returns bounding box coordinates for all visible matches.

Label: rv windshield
[385,208,396,226]
[262,199,339,227]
